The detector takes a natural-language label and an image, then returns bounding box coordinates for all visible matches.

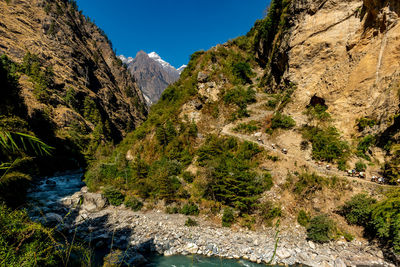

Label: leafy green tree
[302,126,349,163]
[369,190,400,253]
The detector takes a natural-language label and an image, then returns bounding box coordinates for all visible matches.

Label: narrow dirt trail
[220,93,396,188]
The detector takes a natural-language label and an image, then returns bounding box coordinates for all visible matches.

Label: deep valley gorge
[1,0,400,266]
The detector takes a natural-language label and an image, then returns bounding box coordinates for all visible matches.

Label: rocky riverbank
[32,185,391,267]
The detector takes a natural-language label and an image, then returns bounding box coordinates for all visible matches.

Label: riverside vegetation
[2,0,400,266]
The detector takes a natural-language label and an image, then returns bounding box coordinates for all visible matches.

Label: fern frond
[0,131,54,156]
[0,171,31,186]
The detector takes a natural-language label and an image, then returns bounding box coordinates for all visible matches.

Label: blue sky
[76,0,269,68]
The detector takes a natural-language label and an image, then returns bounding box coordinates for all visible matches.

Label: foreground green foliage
[0,203,90,266]
[0,204,59,266]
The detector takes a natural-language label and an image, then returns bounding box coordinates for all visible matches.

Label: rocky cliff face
[121,51,181,105]
[0,0,147,142]
[259,0,400,170]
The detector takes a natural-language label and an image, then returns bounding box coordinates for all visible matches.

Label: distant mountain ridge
[119,52,186,105]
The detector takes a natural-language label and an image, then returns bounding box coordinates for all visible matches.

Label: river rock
[334,258,346,267]
[185,243,198,254]
[276,248,292,259]
[45,212,63,223]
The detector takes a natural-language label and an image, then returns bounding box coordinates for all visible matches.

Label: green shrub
[339,194,377,226]
[180,203,199,216]
[198,136,263,212]
[232,121,260,134]
[64,87,79,111]
[342,231,354,242]
[357,135,375,160]
[21,52,54,104]
[356,118,376,131]
[355,161,366,172]
[263,172,274,191]
[270,112,295,130]
[83,97,101,124]
[266,95,280,110]
[124,196,143,211]
[103,186,124,206]
[224,86,256,119]
[222,208,235,227]
[297,210,310,227]
[294,172,327,198]
[182,171,195,183]
[240,214,256,230]
[185,217,198,227]
[259,201,282,225]
[307,214,337,243]
[306,104,330,121]
[165,206,180,214]
[302,126,349,163]
[232,62,255,84]
[369,190,400,253]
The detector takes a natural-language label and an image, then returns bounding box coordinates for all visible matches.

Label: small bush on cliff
[222,208,235,227]
[103,186,124,206]
[356,117,376,131]
[307,214,337,243]
[356,135,375,160]
[305,104,330,121]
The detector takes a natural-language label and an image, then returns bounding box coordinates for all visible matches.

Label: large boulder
[81,190,108,212]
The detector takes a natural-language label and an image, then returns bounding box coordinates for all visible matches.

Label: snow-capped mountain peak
[119,51,186,106]
[118,55,134,65]
[148,52,174,70]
